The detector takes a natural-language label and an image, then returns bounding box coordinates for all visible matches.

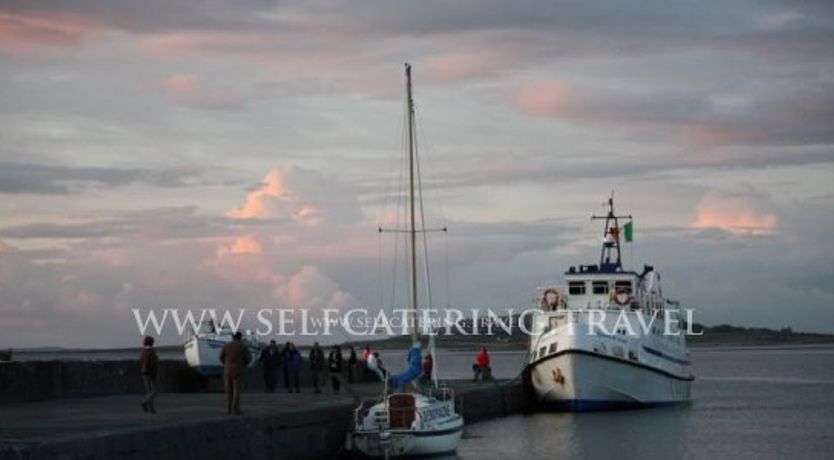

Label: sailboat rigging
[347,63,464,458]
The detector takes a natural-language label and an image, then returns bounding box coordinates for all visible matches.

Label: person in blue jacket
[282,342,302,393]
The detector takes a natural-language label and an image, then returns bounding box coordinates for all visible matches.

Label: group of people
[256,340,306,394]
[139,334,492,416]
[304,342,362,394]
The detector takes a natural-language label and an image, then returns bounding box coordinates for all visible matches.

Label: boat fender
[612,288,632,306]
[541,288,560,310]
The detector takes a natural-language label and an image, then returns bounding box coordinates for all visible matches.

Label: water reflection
[454,405,690,460]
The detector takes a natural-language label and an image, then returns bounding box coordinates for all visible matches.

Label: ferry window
[592,281,609,295]
[548,342,558,354]
[539,347,546,358]
[614,281,632,294]
[568,281,586,295]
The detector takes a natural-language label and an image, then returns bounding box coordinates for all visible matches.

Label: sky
[1,0,833,348]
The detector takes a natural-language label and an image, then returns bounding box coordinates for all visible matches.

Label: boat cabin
[564,264,638,310]
[537,197,664,313]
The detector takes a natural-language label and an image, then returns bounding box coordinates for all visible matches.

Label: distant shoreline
[7,327,834,356]
[5,322,833,356]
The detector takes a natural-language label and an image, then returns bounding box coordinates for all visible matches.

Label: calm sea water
[455,346,834,460]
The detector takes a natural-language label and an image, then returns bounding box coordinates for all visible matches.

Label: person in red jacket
[473,347,491,382]
[421,353,434,384]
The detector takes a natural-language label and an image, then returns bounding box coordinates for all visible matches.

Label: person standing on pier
[309,342,326,393]
[347,346,358,383]
[361,344,372,379]
[283,342,302,393]
[258,340,282,393]
[421,353,434,384]
[139,336,158,414]
[367,351,386,380]
[473,347,491,382]
[328,345,343,393]
[219,331,251,415]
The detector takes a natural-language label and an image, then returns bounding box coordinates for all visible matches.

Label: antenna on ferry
[592,192,631,272]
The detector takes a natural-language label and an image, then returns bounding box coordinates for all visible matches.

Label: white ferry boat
[184,321,260,377]
[526,197,694,410]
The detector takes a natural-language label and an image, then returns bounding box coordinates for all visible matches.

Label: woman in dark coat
[328,346,343,393]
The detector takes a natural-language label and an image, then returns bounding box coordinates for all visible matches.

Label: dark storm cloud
[0,206,288,240]
[2,0,828,56]
[517,81,834,147]
[356,148,834,194]
[0,0,278,33]
[0,161,202,195]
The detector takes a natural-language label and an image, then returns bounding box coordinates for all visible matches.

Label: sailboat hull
[350,415,463,457]
[349,395,463,458]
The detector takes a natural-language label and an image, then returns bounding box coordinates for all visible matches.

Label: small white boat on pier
[184,321,260,377]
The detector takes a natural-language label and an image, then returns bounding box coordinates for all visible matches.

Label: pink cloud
[515,81,656,126]
[159,73,250,109]
[515,82,777,146]
[142,32,285,57]
[0,10,99,54]
[227,169,285,220]
[692,195,778,236]
[216,234,263,257]
[422,53,501,83]
[90,247,130,267]
[227,167,361,225]
[679,123,769,146]
[274,265,359,310]
[516,81,577,118]
[162,73,199,94]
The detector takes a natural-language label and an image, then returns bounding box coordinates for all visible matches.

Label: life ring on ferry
[612,288,632,307]
[541,289,560,310]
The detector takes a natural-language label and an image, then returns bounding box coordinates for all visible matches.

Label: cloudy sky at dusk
[1,0,833,347]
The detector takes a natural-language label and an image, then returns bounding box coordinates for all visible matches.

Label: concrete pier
[0,360,358,404]
[0,380,526,460]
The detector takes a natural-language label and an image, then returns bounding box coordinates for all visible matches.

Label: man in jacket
[473,347,491,382]
[328,346,343,393]
[139,336,158,413]
[309,342,326,393]
[258,340,282,393]
[219,331,251,415]
[283,342,302,393]
[347,346,358,383]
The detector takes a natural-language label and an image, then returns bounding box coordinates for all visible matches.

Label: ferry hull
[529,350,692,411]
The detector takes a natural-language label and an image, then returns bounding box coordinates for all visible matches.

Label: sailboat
[347,64,464,458]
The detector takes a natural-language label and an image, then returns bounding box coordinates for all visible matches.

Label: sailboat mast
[405,63,419,343]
